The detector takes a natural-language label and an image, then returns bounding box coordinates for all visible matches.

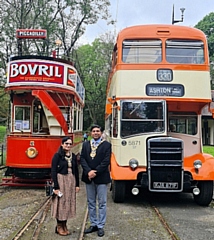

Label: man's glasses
[64,142,72,145]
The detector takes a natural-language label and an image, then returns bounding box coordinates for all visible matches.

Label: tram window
[33,112,40,132]
[14,106,30,131]
[169,113,197,135]
[122,39,162,63]
[166,40,204,64]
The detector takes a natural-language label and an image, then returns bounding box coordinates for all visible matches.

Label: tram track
[1,179,213,239]
[12,197,51,240]
[151,204,179,240]
[18,198,177,240]
[0,165,6,170]
[1,185,214,239]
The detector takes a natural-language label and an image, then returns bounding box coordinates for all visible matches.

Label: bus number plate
[153,182,178,189]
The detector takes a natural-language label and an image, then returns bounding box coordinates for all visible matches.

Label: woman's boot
[56,222,67,236]
[63,221,71,235]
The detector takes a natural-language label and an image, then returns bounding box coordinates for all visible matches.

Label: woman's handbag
[45,181,54,196]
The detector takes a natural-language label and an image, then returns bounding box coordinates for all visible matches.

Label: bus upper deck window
[166,40,204,64]
[122,40,162,63]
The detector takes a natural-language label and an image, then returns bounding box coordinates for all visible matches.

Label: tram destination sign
[146,84,184,97]
[16,29,47,39]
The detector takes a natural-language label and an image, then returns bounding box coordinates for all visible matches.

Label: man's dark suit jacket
[80,140,112,184]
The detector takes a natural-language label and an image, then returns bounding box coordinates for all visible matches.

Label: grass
[0,126,6,165]
[0,126,6,143]
[203,146,214,156]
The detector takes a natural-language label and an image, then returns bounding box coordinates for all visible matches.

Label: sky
[79,0,213,44]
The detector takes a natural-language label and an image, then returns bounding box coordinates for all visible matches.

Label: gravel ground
[0,186,47,240]
[1,167,214,240]
[0,167,87,240]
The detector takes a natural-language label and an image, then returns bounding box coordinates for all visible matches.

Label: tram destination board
[146,84,184,97]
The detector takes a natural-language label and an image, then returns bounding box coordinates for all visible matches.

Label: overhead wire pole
[172,4,185,25]
[113,0,119,40]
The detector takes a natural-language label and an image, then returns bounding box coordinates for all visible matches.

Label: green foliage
[0,0,114,131]
[0,0,113,84]
[74,33,115,129]
[0,126,6,143]
[195,12,214,58]
[0,88,9,125]
[195,12,214,89]
[203,146,214,156]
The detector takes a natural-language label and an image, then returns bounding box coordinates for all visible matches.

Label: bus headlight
[193,160,202,169]
[129,159,139,170]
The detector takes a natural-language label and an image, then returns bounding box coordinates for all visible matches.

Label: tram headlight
[129,158,139,170]
[193,160,202,169]
[26,147,38,159]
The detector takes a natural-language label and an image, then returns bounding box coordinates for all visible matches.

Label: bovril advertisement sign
[8,60,64,84]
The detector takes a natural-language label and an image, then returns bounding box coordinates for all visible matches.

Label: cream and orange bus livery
[105,24,214,206]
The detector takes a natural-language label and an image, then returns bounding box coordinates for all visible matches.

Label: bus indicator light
[157,69,173,82]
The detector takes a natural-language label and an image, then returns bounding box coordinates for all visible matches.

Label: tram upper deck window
[166,40,204,64]
[121,100,165,137]
[14,106,30,131]
[122,40,162,63]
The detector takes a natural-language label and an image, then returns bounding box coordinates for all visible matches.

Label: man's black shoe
[84,226,98,234]
[97,228,105,237]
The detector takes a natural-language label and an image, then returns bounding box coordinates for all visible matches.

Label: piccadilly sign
[9,61,64,84]
[16,29,47,39]
[146,84,184,97]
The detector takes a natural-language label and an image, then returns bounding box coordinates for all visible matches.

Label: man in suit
[80,124,111,237]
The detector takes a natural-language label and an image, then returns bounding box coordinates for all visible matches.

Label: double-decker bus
[2,29,85,186]
[105,24,214,206]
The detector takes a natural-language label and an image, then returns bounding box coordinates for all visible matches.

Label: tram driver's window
[14,106,30,131]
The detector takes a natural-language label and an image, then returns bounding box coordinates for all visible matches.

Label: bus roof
[117,24,206,42]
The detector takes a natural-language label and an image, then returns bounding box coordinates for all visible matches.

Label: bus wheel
[193,181,213,206]
[112,180,126,203]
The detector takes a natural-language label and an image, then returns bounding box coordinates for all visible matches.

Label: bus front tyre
[193,181,213,206]
[112,180,126,203]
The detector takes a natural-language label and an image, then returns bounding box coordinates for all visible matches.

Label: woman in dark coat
[51,136,80,236]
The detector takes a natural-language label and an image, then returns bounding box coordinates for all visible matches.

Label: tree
[195,12,214,89]
[0,0,114,122]
[0,88,9,126]
[74,32,115,129]
[0,0,113,79]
